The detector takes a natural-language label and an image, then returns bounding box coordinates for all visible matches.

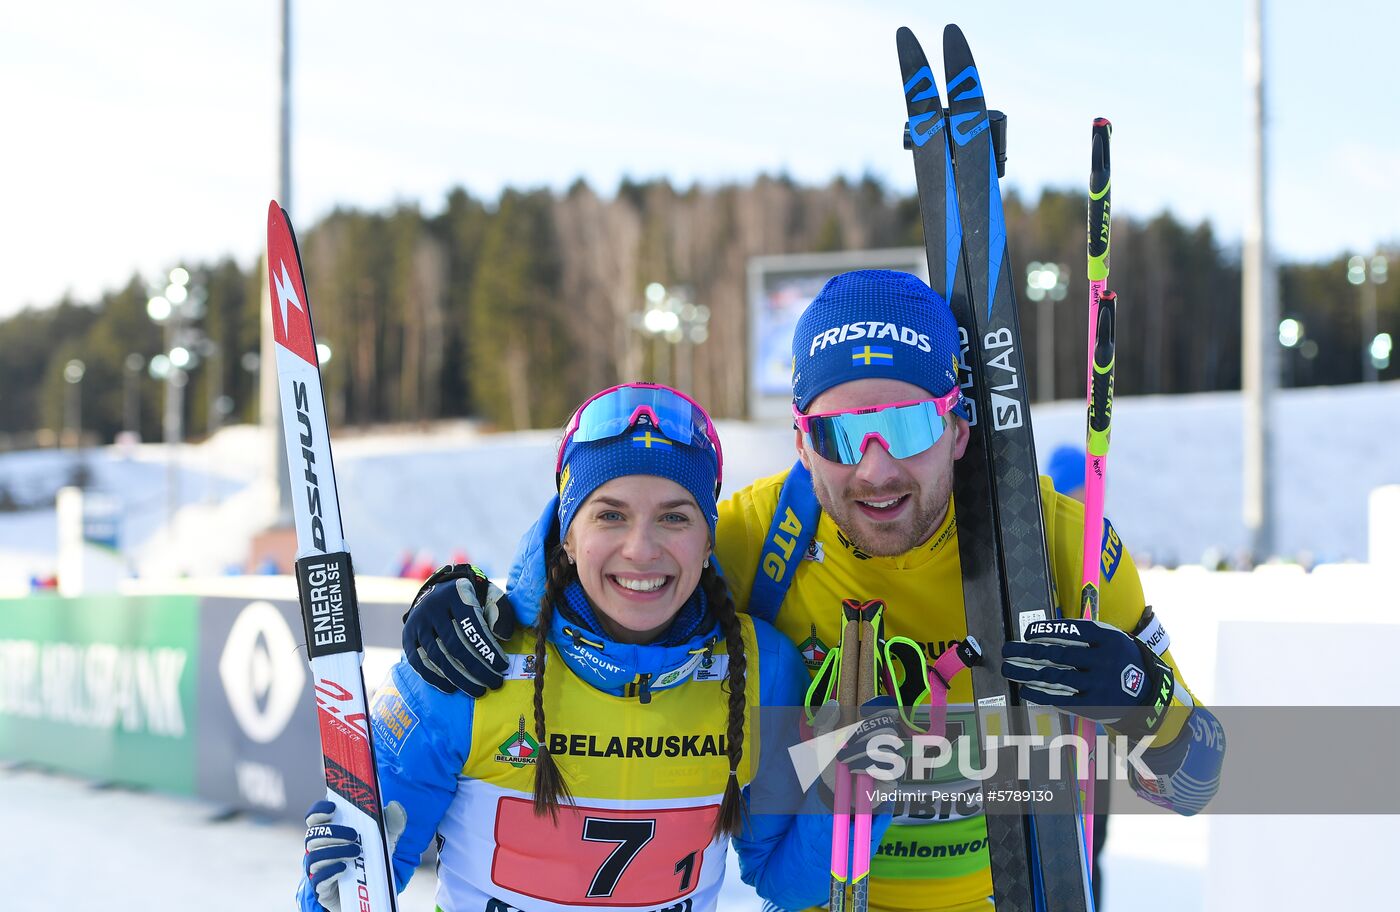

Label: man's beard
[811,467,954,557]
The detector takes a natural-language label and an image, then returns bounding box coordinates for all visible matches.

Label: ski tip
[1093,117,1112,130]
[943,22,972,61]
[895,25,925,62]
[267,200,291,240]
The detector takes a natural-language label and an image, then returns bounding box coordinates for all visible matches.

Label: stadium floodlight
[1347,255,1367,285]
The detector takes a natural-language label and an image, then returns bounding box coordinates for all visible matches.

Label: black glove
[810,695,909,776]
[402,563,516,696]
[1001,617,1175,739]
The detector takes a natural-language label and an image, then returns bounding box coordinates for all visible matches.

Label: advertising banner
[0,594,199,793]
[747,248,928,419]
[196,593,407,821]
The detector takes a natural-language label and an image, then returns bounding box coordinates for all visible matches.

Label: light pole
[1372,333,1393,373]
[1348,253,1389,382]
[1278,318,1302,387]
[261,0,296,529]
[1278,317,1320,388]
[1242,0,1277,562]
[196,338,223,437]
[63,359,86,447]
[240,351,261,425]
[123,353,145,440]
[1026,262,1069,402]
[147,267,207,540]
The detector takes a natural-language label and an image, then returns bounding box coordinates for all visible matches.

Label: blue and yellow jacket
[364,497,857,912]
[717,468,1223,912]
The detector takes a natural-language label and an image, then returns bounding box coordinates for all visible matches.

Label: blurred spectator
[29,573,58,591]
[405,550,436,581]
[1046,443,1087,502]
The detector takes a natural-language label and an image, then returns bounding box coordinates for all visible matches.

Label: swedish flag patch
[851,345,895,367]
[631,430,674,449]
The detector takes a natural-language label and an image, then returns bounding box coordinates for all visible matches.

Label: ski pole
[1083,118,1113,433]
[1079,117,1114,877]
[828,598,883,912]
[1080,292,1116,616]
[1078,289,1116,858]
[848,600,881,912]
[1081,117,1113,606]
[828,604,859,912]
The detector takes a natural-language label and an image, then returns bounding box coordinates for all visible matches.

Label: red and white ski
[267,200,399,912]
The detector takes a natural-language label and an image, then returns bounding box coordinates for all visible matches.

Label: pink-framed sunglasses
[557,382,723,493]
[794,387,962,464]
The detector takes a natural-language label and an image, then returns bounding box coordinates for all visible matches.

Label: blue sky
[2,0,1396,317]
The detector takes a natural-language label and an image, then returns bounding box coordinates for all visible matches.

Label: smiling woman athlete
[296,382,879,912]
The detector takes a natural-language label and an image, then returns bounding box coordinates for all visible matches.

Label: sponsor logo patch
[798,625,830,669]
[761,507,803,584]
[808,321,933,356]
[1137,613,1171,657]
[1121,664,1146,698]
[547,731,726,759]
[652,651,706,689]
[495,715,540,767]
[693,653,730,682]
[559,640,626,680]
[371,683,419,756]
[1100,520,1124,581]
[503,653,539,681]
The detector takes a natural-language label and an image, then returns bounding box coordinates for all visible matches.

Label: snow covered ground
[1,382,1397,591]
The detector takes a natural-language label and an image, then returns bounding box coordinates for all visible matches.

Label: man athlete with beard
[712,270,1223,911]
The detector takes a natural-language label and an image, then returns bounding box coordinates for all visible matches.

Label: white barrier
[1370,484,1400,566]
[56,487,125,597]
[1116,564,1400,910]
